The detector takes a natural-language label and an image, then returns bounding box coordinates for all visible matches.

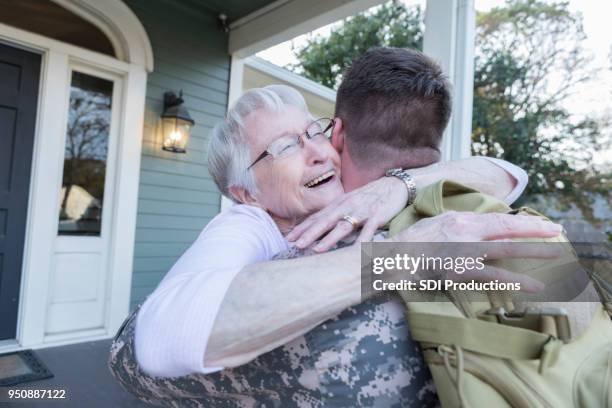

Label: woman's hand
[386,212,565,293]
[286,176,408,252]
[391,211,563,242]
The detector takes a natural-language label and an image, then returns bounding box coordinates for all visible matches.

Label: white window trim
[0,15,149,351]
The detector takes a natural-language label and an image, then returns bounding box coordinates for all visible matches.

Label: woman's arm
[205,212,561,368]
[204,244,363,368]
[134,205,288,378]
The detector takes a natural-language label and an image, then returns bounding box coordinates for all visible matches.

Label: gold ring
[341,215,359,229]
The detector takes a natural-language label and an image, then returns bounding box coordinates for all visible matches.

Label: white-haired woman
[133,84,538,379]
[208,85,345,234]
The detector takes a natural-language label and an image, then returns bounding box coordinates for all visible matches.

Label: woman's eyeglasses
[247,118,335,170]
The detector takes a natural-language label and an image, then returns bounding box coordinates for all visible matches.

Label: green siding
[125,0,229,309]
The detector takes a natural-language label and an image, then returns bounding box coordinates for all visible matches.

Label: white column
[423,0,475,160]
[227,56,245,107]
[220,56,245,211]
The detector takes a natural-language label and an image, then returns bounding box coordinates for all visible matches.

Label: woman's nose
[302,137,328,165]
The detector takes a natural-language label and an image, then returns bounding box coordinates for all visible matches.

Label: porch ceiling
[164,0,386,56]
[176,0,277,22]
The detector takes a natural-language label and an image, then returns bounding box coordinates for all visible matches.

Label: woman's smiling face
[245,106,344,222]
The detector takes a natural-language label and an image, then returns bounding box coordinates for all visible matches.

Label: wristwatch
[385,168,417,206]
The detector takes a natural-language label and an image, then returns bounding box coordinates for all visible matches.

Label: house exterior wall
[124,0,228,309]
[243,59,335,119]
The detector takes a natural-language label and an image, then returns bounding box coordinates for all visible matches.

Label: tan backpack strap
[408,312,563,365]
[589,271,612,317]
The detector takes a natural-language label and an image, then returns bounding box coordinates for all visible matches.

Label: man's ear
[228,186,261,208]
[331,117,345,154]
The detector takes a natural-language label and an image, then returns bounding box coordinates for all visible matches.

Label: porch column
[423,0,475,160]
[220,56,245,210]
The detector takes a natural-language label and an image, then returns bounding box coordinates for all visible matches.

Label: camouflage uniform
[109,244,439,408]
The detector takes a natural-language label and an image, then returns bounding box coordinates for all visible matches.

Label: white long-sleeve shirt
[135,158,527,377]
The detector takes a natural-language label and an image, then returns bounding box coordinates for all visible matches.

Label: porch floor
[2,339,151,407]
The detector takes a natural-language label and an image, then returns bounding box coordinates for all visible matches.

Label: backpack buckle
[484,306,572,342]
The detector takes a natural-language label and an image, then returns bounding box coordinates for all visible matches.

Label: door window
[58,72,113,236]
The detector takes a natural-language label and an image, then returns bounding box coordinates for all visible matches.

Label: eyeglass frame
[247,118,335,170]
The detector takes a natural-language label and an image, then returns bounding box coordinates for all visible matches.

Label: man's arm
[286,157,527,251]
[409,157,526,204]
[205,212,561,368]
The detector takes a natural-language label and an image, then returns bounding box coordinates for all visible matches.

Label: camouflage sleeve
[109,305,325,408]
[107,242,326,407]
[108,297,439,408]
[107,239,325,406]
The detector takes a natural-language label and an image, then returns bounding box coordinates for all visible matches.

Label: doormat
[0,350,53,387]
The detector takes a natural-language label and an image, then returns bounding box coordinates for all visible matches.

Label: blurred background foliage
[290,0,611,236]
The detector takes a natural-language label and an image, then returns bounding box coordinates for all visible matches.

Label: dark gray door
[0,43,40,341]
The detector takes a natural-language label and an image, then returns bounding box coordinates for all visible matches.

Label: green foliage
[472,0,610,220]
[292,0,610,221]
[291,1,423,89]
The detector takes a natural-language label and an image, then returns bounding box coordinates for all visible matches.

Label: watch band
[385,168,417,206]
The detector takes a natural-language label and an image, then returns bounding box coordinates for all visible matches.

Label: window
[58,71,113,236]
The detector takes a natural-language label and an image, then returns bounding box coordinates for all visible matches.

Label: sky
[256,0,612,167]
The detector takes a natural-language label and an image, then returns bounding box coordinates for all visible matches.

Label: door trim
[51,0,154,72]
[0,18,148,350]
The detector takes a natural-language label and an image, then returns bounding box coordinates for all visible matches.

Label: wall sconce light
[161,90,194,153]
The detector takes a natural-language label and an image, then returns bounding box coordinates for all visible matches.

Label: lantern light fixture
[161,90,194,153]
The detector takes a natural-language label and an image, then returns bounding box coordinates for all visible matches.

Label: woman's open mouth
[304,170,335,188]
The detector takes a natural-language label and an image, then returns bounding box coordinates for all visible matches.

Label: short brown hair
[336,47,451,167]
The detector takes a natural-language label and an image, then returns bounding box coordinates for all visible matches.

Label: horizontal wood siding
[125,0,228,309]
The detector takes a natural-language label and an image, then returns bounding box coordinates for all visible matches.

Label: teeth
[305,170,334,187]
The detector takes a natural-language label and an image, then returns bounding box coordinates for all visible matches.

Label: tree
[291,0,610,220]
[471,0,609,219]
[291,1,423,89]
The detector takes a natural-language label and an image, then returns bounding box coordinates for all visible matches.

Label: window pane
[58,72,113,236]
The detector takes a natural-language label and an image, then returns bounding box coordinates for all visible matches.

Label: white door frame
[0,2,150,351]
[45,62,124,340]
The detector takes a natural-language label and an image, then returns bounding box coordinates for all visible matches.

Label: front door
[0,43,40,341]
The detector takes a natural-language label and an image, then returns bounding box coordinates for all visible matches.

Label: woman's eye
[278,143,295,154]
[310,132,325,141]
